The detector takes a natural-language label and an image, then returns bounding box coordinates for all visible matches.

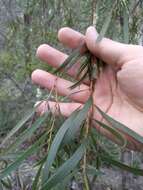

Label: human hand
[32,26,143,150]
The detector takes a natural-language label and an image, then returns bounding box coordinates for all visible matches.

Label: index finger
[58,27,129,69]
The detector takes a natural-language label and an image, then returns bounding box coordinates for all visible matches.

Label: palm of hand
[32,27,143,149]
[94,59,143,137]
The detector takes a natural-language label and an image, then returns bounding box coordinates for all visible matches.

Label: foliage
[0,0,143,189]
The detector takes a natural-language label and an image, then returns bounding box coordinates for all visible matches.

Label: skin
[31,26,143,150]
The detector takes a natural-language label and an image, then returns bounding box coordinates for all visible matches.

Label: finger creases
[32,69,90,103]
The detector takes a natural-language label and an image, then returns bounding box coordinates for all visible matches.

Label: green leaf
[70,71,88,89]
[120,0,129,9]
[41,109,79,183]
[0,132,48,179]
[55,170,76,190]
[0,108,36,147]
[54,44,83,74]
[5,112,49,153]
[0,181,3,189]
[101,154,143,176]
[0,152,24,160]
[32,164,44,190]
[34,154,47,168]
[77,63,88,77]
[42,97,92,184]
[63,97,92,144]
[77,54,89,76]
[96,1,117,42]
[0,178,12,189]
[96,106,143,146]
[94,119,127,148]
[41,142,86,190]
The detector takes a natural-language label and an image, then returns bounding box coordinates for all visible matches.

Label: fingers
[58,27,85,49]
[36,44,81,79]
[58,26,130,68]
[85,26,129,68]
[36,28,85,78]
[36,101,82,117]
[32,69,90,103]
[37,44,67,67]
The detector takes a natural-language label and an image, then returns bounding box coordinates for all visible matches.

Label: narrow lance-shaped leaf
[41,142,87,190]
[32,163,44,190]
[0,108,36,147]
[96,106,143,146]
[41,109,79,183]
[54,42,84,74]
[5,111,49,153]
[0,152,24,160]
[101,154,143,176]
[77,53,90,74]
[34,154,47,168]
[96,1,117,43]
[63,97,92,144]
[42,97,92,184]
[70,72,88,89]
[77,61,88,77]
[55,170,77,190]
[0,178,12,189]
[120,0,129,9]
[94,119,127,148]
[0,132,48,179]
[0,181,3,189]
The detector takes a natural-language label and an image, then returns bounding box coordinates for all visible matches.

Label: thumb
[85,26,128,68]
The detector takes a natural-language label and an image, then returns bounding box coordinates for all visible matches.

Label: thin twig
[131,0,141,15]
[92,0,96,27]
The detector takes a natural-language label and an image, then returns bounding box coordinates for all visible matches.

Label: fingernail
[86,26,98,39]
